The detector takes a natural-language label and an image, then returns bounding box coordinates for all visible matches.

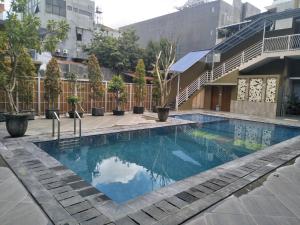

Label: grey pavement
[185,157,300,225]
[0,156,52,225]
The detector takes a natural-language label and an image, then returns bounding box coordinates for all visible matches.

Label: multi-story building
[121,0,260,58]
[167,8,300,118]
[266,0,300,12]
[26,0,95,59]
[0,3,5,21]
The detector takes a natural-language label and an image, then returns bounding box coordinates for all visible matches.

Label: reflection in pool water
[36,115,300,203]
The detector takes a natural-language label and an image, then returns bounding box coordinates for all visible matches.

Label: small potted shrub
[44,58,62,119]
[65,72,85,117]
[152,71,161,113]
[67,95,83,118]
[154,39,176,122]
[133,59,146,114]
[88,54,105,116]
[286,93,300,115]
[18,78,36,120]
[108,75,126,116]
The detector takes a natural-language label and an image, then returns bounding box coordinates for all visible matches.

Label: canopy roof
[170,50,210,73]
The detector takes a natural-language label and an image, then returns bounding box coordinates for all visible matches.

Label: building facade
[168,8,300,118]
[121,0,260,58]
[26,0,95,59]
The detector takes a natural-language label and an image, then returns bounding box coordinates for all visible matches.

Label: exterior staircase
[175,34,300,110]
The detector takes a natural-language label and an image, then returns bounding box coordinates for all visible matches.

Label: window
[211,7,215,13]
[73,7,78,12]
[79,9,92,17]
[76,28,83,41]
[45,0,66,17]
[67,5,72,11]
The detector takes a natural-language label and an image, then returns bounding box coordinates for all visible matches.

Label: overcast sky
[3,0,274,28]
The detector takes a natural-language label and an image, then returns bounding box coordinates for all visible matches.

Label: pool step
[59,138,81,151]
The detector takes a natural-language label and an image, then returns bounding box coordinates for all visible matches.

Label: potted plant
[67,95,83,118]
[87,54,105,116]
[154,39,176,122]
[133,59,146,114]
[108,75,126,116]
[65,72,85,118]
[152,70,161,113]
[286,93,300,115]
[44,58,62,119]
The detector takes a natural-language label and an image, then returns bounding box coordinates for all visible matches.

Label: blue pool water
[36,114,300,204]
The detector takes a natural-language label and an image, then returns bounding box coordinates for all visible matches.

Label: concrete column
[277,58,291,117]
[38,77,41,116]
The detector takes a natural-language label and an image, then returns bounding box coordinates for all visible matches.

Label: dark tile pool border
[1,116,300,225]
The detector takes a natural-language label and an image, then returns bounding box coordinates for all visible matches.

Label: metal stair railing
[74,111,82,138]
[176,34,300,109]
[52,112,60,141]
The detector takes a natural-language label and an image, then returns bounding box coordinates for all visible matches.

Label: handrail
[52,112,60,141]
[175,34,300,109]
[74,111,82,138]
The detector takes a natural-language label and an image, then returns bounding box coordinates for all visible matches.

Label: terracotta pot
[133,106,144,114]
[92,107,104,116]
[113,110,125,116]
[45,109,60,119]
[5,114,29,137]
[157,107,170,122]
[68,111,84,118]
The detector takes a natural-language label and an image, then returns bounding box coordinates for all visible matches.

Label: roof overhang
[170,50,210,73]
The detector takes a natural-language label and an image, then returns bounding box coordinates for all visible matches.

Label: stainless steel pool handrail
[52,112,60,141]
[74,111,82,138]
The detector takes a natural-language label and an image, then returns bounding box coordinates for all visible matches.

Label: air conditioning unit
[55,49,61,54]
[63,49,69,55]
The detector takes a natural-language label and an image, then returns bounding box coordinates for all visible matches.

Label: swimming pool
[36,114,300,204]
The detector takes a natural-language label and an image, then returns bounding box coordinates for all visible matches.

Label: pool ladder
[52,111,82,141]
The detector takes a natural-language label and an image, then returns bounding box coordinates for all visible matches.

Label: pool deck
[0,110,300,225]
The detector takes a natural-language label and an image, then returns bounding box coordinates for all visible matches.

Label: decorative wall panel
[265,78,277,103]
[237,79,248,101]
[249,79,263,102]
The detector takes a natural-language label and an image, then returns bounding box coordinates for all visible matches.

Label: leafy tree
[88,29,142,73]
[134,59,146,107]
[44,58,62,109]
[108,75,126,111]
[87,54,105,107]
[16,50,37,110]
[152,70,161,107]
[0,0,69,113]
[144,41,160,72]
[118,29,141,72]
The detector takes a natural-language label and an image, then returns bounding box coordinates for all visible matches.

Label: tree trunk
[6,89,18,113]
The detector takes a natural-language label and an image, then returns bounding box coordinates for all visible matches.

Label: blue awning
[170,50,210,73]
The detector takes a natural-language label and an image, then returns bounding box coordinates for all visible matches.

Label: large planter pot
[68,111,84,118]
[152,106,158,113]
[157,107,170,122]
[113,110,125,116]
[5,114,29,138]
[0,112,8,122]
[21,110,35,120]
[133,106,144,114]
[45,109,60,119]
[92,107,104,116]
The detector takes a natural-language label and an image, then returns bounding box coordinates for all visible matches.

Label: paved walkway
[0,156,52,225]
[185,157,300,225]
